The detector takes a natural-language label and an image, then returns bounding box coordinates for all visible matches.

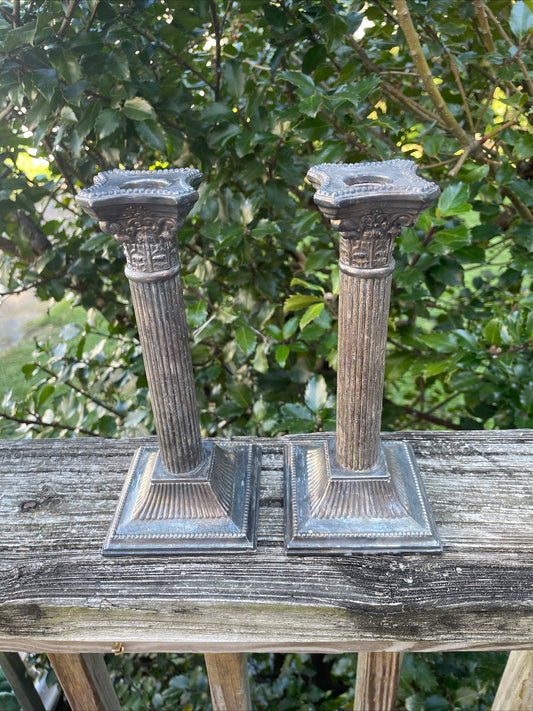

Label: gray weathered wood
[0,430,532,653]
[492,651,533,710]
[204,653,251,711]
[353,652,403,711]
[47,653,120,711]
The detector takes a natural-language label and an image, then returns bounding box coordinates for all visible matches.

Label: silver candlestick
[77,169,260,555]
[285,160,442,554]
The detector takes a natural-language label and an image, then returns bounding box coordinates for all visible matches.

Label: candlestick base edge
[103,441,261,555]
[284,437,441,555]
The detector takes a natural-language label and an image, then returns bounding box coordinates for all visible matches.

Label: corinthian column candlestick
[285,160,442,554]
[77,169,260,555]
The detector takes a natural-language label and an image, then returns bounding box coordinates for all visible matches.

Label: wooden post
[0,652,46,711]
[354,652,403,711]
[492,651,533,711]
[48,653,121,711]
[204,653,252,711]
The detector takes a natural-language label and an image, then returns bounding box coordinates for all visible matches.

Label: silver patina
[77,169,260,554]
[285,160,442,554]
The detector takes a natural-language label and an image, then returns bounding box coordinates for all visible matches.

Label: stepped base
[103,441,261,555]
[285,438,441,555]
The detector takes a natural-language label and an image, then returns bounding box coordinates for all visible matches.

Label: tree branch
[0,411,100,437]
[16,211,52,256]
[57,0,80,38]
[473,0,495,52]
[0,236,22,259]
[38,365,125,418]
[393,0,474,150]
[121,16,216,93]
[12,0,20,27]
[209,0,222,101]
[483,3,533,96]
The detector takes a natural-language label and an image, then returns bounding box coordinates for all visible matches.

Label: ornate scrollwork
[339,210,418,272]
[100,205,180,275]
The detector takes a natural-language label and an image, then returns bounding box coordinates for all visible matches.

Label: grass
[0,298,90,436]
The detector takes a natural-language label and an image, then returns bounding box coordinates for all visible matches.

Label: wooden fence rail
[0,430,532,709]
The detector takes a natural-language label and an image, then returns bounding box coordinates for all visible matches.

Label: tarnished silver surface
[77,169,260,555]
[285,160,442,554]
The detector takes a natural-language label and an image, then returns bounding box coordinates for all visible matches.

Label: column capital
[76,168,202,280]
[307,160,439,275]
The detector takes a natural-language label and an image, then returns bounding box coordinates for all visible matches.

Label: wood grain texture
[492,651,533,710]
[0,431,532,653]
[353,652,403,711]
[47,653,120,711]
[204,653,251,711]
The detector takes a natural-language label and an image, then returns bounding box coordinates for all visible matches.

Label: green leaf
[331,76,380,105]
[275,344,290,367]
[305,375,328,412]
[227,382,252,409]
[33,69,58,101]
[283,294,322,312]
[136,119,167,151]
[4,21,37,52]
[280,403,315,433]
[235,325,257,356]
[418,332,457,353]
[299,94,322,117]
[290,277,324,293]
[279,70,316,97]
[95,109,122,139]
[437,183,471,216]
[454,329,479,351]
[187,301,207,329]
[299,302,324,329]
[222,60,245,98]
[482,319,503,345]
[510,1,533,39]
[302,45,327,74]
[123,96,156,121]
[283,316,300,339]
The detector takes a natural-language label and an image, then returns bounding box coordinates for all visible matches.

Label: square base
[103,441,261,555]
[285,438,441,554]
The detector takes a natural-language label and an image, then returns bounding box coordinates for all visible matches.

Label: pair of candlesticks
[77,159,442,556]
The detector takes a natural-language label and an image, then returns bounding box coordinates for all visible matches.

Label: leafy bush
[1,0,532,437]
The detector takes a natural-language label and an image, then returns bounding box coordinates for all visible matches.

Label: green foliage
[103,651,508,710]
[1,0,532,439]
[0,666,21,711]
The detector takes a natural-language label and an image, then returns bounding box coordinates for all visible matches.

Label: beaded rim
[77,168,203,206]
[307,159,440,204]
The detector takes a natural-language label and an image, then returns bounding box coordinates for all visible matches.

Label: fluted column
[76,169,203,474]
[307,160,440,473]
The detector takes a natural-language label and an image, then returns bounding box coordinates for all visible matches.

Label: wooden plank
[0,651,46,711]
[353,652,403,711]
[492,651,533,710]
[0,431,532,653]
[204,653,251,711]
[47,653,120,711]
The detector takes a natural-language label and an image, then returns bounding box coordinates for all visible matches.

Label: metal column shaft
[337,267,392,471]
[129,273,202,474]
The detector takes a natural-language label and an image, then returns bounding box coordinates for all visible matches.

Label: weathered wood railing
[1,429,532,709]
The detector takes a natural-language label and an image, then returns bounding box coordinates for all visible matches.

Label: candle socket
[285,160,442,554]
[77,169,260,555]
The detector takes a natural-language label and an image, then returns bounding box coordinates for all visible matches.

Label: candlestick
[77,169,260,554]
[285,160,442,554]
